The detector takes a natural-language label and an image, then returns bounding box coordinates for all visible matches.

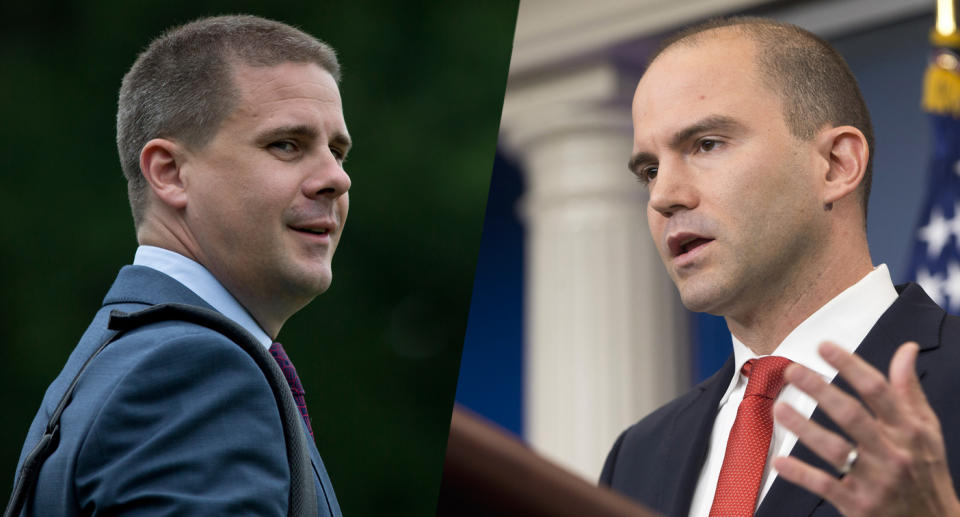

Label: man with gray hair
[10,15,348,516]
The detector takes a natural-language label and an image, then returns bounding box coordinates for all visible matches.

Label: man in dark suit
[11,15,349,515]
[601,17,960,517]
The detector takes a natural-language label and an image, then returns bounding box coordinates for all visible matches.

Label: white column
[500,62,689,481]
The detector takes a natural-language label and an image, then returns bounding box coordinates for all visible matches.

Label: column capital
[509,0,771,76]
[499,60,635,156]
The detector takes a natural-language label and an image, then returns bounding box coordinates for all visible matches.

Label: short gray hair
[117,14,340,227]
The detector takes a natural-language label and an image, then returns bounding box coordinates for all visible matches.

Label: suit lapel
[305,422,342,517]
[108,265,346,515]
[662,358,735,517]
[757,283,943,517]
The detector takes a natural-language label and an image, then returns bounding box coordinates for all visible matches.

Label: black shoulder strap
[4,303,318,517]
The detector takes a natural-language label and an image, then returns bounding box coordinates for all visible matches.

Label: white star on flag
[919,206,952,259]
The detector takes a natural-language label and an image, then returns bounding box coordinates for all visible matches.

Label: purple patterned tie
[269,342,314,437]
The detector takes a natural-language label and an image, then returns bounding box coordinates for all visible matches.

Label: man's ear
[139,138,189,210]
[818,125,869,206]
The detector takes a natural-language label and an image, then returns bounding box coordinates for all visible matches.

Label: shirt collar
[133,245,273,349]
[719,264,899,405]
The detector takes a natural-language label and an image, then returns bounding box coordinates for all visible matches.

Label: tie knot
[742,356,792,399]
[269,341,289,365]
[270,342,305,397]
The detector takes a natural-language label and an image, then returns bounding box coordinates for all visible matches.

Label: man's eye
[698,139,720,152]
[638,166,658,184]
[270,140,299,154]
[330,146,346,162]
[634,165,658,185]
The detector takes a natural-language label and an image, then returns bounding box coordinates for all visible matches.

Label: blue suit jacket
[14,265,341,516]
[600,283,960,517]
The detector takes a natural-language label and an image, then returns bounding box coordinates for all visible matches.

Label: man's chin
[305,272,333,297]
[282,264,333,299]
[676,280,729,315]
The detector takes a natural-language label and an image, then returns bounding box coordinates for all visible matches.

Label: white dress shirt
[133,245,273,349]
[687,265,899,517]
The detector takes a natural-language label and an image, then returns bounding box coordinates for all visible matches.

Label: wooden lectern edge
[441,404,659,517]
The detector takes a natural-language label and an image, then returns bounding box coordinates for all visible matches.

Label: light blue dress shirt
[133,245,273,349]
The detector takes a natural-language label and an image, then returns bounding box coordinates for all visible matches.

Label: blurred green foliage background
[0,2,516,515]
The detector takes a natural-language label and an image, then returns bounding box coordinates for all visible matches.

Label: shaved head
[651,17,874,218]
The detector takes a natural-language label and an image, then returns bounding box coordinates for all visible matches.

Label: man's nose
[647,159,698,217]
[303,150,351,199]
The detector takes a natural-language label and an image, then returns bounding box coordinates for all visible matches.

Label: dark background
[0,2,517,515]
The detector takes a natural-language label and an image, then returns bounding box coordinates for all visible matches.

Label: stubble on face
[180,61,351,336]
[634,31,826,322]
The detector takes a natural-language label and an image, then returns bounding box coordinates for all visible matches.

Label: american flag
[909,45,960,314]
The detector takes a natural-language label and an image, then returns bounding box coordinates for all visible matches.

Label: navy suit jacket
[600,283,960,517]
[13,265,341,516]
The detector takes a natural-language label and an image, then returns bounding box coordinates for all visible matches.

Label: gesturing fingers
[773,342,960,517]
[817,342,901,425]
[773,455,860,512]
[781,362,884,451]
[886,342,932,422]
[819,342,939,451]
[773,402,858,475]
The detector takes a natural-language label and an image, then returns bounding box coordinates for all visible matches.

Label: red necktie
[709,356,792,517]
[269,342,314,437]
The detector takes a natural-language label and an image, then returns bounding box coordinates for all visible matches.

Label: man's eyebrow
[628,151,657,173]
[331,131,352,154]
[669,115,743,149]
[256,124,319,143]
[628,115,744,172]
[256,124,352,153]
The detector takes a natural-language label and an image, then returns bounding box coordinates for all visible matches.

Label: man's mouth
[294,227,329,235]
[290,222,334,237]
[667,233,714,258]
[680,237,711,254]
